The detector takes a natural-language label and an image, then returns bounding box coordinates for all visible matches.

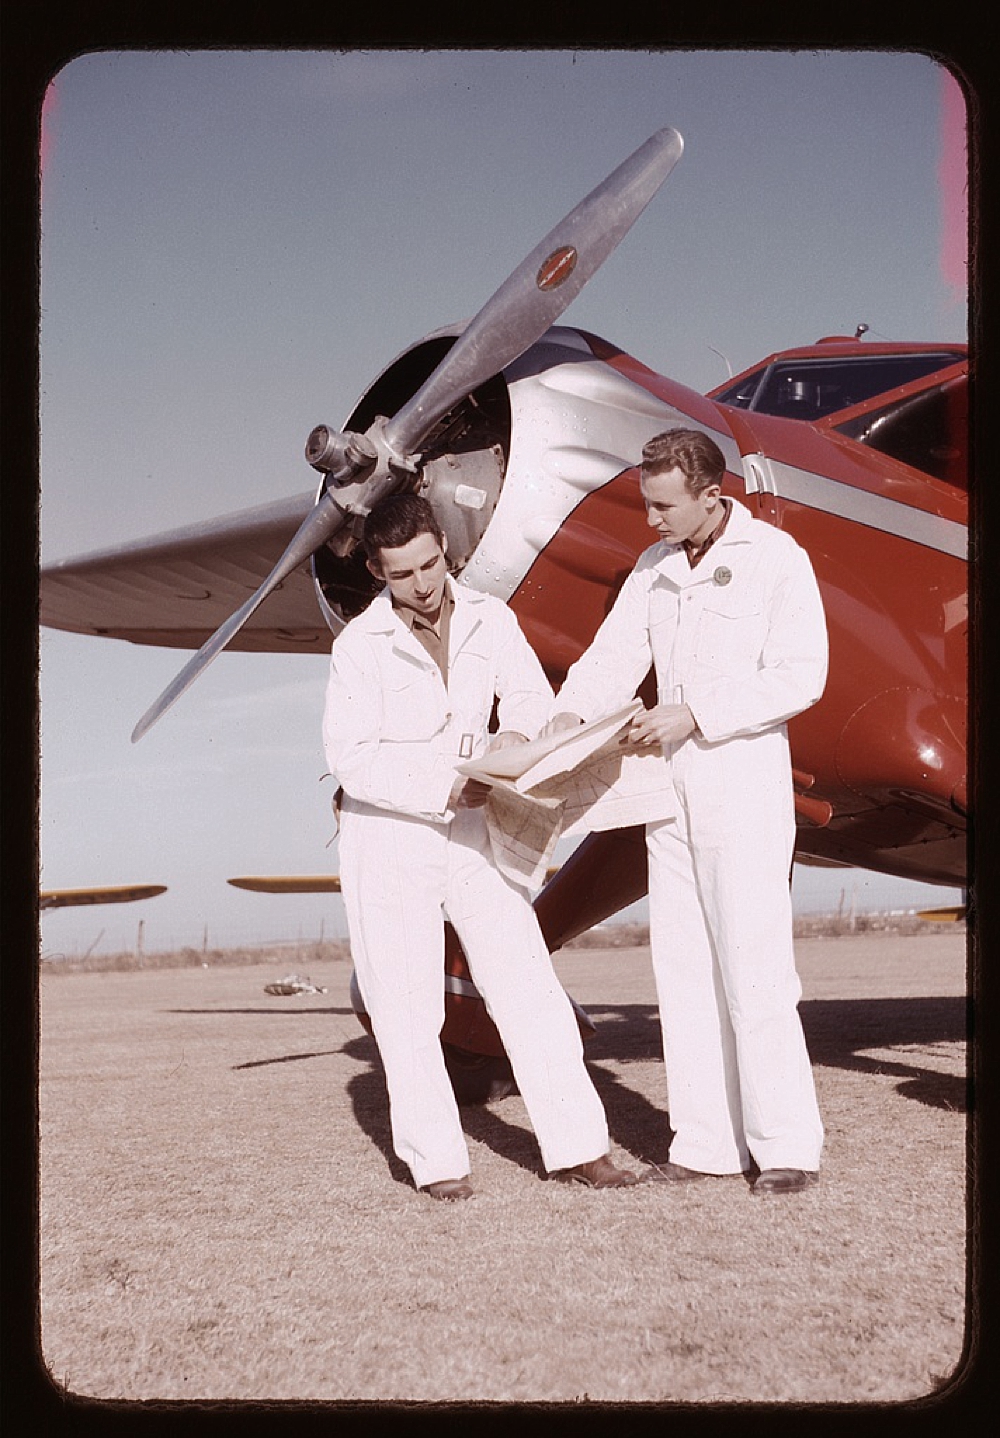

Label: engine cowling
[309,329,511,631]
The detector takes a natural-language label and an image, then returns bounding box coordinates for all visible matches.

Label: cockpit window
[834,376,967,487]
[714,354,959,420]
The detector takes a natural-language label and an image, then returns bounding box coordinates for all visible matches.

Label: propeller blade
[384,126,683,459]
[131,127,684,740]
[130,488,346,742]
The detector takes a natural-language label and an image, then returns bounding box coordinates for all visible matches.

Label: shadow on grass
[227,1028,565,1187]
[341,1040,412,1188]
[578,994,969,1116]
[168,1006,357,1017]
[802,995,969,1113]
[340,1036,558,1186]
[220,993,966,1183]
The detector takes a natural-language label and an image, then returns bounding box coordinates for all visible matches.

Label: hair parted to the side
[362,493,446,563]
[641,428,726,496]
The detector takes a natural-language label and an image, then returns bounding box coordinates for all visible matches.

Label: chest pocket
[648,585,680,626]
[381,664,447,742]
[697,589,767,673]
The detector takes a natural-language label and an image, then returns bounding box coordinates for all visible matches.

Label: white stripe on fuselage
[756,456,967,560]
[445,973,483,1001]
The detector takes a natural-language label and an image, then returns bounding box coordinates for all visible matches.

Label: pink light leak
[938,67,968,312]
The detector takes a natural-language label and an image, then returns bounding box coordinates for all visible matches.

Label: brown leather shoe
[642,1160,710,1184]
[751,1168,817,1196]
[421,1177,474,1201]
[551,1154,638,1188]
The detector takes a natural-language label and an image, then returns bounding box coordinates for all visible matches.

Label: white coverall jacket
[322,579,610,1188]
[555,499,828,1174]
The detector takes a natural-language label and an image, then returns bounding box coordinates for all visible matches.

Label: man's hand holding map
[456,702,676,889]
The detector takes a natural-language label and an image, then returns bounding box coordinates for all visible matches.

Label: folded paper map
[457,702,676,889]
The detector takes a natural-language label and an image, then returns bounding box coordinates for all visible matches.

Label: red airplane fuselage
[490,335,967,956]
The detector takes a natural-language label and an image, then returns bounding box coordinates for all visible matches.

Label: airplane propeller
[131,126,684,742]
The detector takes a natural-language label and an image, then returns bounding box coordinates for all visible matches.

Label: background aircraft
[40,885,167,912]
[38,51,968,968]
[228,875,342,895]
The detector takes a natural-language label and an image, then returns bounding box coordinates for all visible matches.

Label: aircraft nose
[835,687,967,822]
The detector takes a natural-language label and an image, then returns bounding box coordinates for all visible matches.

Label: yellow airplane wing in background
[228,875,342,894]
[227,870,561,895]
[40,884,167,911]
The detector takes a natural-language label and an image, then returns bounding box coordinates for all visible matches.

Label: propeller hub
[304,426,378,483]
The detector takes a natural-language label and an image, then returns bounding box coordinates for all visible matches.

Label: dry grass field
[34,928,971,1414]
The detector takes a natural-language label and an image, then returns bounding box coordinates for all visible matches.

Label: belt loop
[459,733,474,759]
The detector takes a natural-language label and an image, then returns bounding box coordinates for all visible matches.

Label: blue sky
[38,49,968,955]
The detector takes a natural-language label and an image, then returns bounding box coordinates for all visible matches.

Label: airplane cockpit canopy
[833,374,967,488]
[712,352,959,422]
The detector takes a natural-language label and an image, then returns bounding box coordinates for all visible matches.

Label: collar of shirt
[393,588,454,681]
[684,497,732,568]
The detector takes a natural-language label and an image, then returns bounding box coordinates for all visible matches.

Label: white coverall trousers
[339,796,610,1189]
[646,730,823,1175]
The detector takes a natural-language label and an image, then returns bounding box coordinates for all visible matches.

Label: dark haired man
[322,494,636,1200]
[545,428,829,1196]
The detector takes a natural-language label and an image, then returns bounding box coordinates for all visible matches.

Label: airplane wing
[40,491,331,654]
[40,884,168,911]
[228,875,342,893]
[227,870,561,893]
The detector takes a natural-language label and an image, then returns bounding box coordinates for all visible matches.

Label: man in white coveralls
[323,494,637,1200]
[545,428,828,1196]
